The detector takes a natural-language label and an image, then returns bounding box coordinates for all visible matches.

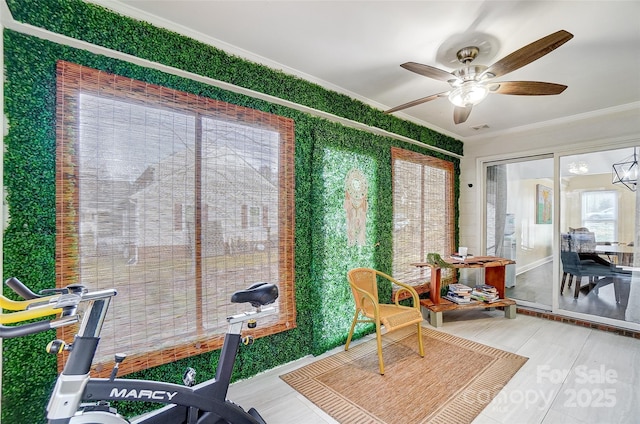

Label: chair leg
[375,322,385,375]
[345,311,359,351]
[561,272,568,294]
[613,276,622,304]
[416,323,424,358]
[574,276,582,299]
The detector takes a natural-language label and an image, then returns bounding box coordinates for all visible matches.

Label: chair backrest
[561,250,616,280]
[565,228,597,253]
[347,268,379,306]
[560,251,581,274]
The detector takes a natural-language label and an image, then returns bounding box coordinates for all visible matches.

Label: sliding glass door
[559,147,639,326]
[483,147,640,328]
[485,156,554,309]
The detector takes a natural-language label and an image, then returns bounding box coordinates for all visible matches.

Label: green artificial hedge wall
[2,1,462,422]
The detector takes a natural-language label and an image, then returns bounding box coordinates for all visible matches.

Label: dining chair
[560,251,614,298]
[345,268,424,375]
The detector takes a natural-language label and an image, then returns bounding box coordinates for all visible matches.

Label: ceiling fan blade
[401,62,458,83]
[482,30,573,79]
[453,105,472,124]
[384,92,448,114]
[489,81,568,95]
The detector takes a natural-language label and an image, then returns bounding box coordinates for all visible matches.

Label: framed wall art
[536,184,552,224]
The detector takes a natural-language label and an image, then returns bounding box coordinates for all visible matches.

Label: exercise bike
[1,277,279,424]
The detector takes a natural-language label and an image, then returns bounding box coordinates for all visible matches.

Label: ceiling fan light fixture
[386,30,573,123]
[448,81,489,107]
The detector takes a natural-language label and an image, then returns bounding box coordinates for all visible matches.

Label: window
[249,206,261,227]
[391,147,456,288]
[56,61,296,376]
[582,190,617,242]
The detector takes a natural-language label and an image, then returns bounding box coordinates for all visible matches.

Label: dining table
[595,244,635,266]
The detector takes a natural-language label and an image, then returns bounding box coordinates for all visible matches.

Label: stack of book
[444,283,474,304]
[471,284,500,303]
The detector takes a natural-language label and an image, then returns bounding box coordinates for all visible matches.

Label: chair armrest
[350,284,380,316]
[392,286,420,306]
[375,270,420,307]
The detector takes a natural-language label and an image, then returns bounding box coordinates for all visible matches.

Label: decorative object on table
[426,252,453,268]
[535,184,552,224]
[281,326,528,424]
[344,168,369,246]
[425,253,453,296]
[451,248,472,261]
[345,268,424,375]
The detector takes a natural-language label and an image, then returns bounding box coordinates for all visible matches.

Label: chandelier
[568,161,589,175]
[612,147,638,192]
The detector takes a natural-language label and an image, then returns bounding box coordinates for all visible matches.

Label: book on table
[445,283,475,304]
[448,283,473,294]
[444,294,475,304]
[471,290,500,303]
[476,284,498,294]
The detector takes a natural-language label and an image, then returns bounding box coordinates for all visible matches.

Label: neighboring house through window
[56,61,296,376]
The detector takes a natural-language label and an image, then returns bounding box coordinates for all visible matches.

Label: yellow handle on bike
[0,304,62,324]
[0,294,58,311]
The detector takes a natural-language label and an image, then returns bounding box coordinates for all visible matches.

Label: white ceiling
[94,1,640,145]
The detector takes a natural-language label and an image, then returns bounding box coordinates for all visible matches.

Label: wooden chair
[345,268,424,375]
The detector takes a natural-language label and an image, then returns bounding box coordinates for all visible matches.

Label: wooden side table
[411,256,516,327]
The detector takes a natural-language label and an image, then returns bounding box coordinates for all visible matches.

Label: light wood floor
[227,311,640,424]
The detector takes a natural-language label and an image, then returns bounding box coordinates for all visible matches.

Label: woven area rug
[280,327,528,424]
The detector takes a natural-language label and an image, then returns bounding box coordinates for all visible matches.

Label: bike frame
[46,288,273,424]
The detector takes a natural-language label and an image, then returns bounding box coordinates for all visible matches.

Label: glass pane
[581,191,617,242]
[559,148,639,324]
[200,118,281,331]
[486,157,554,308]
[392,149,454,285]
[78,93,197,360]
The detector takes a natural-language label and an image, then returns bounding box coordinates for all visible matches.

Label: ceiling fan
[385,30,574,124]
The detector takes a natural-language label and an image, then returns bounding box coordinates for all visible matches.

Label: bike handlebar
[0,290,82,326]
[1,277,117,339]
[5,276,44,300]
[0,315,78,339]
[1,303,65,325]
[2,278,63,312]
[1,276,275,340]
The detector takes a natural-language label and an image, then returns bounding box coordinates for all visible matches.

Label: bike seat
[231,282,278,307]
